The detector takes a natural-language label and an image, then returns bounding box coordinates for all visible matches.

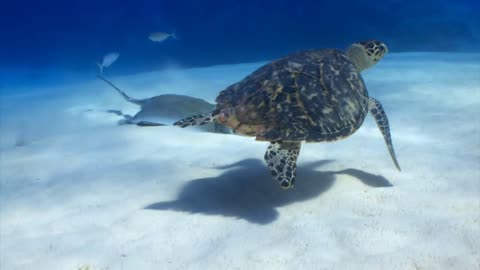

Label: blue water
[1,0,479,80]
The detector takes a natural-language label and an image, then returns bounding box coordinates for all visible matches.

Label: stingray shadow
[145,159,393,225]
[104,109,167,126]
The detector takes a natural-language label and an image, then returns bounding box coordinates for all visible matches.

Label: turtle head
[346,40,388,72]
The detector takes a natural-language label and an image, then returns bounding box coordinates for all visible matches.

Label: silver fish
[148,32,177,43]
[97,52,119,74]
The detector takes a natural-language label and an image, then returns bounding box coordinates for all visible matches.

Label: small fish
[97,52,120,74]
[148,32,177,43]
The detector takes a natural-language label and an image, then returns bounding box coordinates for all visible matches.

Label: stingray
[97,75,231,134]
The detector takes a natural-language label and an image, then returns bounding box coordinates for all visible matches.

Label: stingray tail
[97,75,144,106]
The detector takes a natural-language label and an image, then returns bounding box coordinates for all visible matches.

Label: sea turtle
[97,75,231,134]
[174,40,401,189]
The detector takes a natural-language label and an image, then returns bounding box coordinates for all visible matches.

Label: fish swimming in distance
[148,32,177,43]
[97,52,120,74]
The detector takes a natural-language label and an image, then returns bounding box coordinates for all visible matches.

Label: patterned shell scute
[215,49,370,142]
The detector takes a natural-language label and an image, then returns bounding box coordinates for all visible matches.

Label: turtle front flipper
[368,97,401,171]
[174,110,220,128]
[264,141,301,189]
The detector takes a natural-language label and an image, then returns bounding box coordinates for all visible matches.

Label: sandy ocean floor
[1,53,479,270]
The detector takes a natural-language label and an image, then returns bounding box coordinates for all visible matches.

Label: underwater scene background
[0,1,479,270]
[1,0,479,82]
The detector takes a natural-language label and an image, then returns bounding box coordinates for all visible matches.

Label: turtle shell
[215,49,370,142]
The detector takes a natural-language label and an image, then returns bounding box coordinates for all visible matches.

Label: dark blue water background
[1,0,479,87]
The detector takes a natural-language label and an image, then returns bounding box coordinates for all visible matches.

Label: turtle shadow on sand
[145,159,392,225]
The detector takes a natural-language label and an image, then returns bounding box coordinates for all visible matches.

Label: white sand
[1,53,479,270]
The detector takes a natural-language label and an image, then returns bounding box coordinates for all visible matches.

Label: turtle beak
[380,42,388,55]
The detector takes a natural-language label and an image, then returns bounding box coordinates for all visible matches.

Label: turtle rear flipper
[174,110,219,128]
[369,97,401,171]
[264,141,301,189]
